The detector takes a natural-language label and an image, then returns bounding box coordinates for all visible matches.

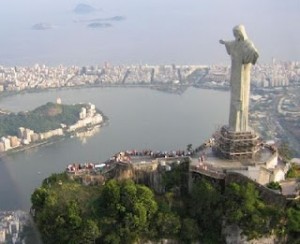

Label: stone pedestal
[213,126,260,160]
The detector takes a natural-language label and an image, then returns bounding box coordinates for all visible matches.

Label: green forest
[31,162,300,244]
[0,102,82,137]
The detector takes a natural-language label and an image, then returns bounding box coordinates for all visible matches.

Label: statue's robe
[224,40,259,132]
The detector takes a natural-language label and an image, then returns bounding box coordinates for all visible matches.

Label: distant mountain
[32,23,53,30]
[91,15,126,22]
[74,3,96,14]
[88,22,112,29]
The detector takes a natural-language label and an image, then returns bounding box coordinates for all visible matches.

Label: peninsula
[0,100,105,154]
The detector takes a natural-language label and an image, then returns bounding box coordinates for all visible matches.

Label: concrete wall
[265,152,278,169]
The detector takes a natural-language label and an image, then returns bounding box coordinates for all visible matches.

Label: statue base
[213,126,260,160]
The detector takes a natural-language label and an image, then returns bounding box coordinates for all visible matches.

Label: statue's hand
[219,39,225,44]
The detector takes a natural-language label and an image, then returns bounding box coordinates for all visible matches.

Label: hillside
[31,161,300,244]
[0,102,82,137]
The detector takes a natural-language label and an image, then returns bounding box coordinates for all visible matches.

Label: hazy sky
[0,0,299,66]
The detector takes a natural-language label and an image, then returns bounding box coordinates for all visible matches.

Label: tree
[31,187,49,211]
[81,219,101,244]
[189,179,223,241]
[98,180,158,243]
[154,212,181,238]
[266,181,282,191]
[187,144,193,152]
[225,182,282,240]
[286,201,300,243]
[162,159,190,196]
[100,179,121,217]
[286,164,300,179]
[31,174,102,244]
[180,218,199,243]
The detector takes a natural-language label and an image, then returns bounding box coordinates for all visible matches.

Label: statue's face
[233,29,242,41]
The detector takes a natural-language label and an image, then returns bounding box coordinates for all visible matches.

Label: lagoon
[0,87,229,210]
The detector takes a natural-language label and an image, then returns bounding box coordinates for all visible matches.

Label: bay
[0,87,229,210]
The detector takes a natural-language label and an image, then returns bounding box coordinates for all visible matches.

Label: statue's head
[233,25,248,41]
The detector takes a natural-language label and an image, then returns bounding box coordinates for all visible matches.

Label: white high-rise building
[56,97,62,104]
[24,129,34,143]
[79,107,87,119]
[18,127,25,138]
[0,229,5,243]
[0,142,5,152]
[1,137,11,151]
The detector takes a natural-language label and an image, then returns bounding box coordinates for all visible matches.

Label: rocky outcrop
[135,169,166,194]
[223,224,281,244]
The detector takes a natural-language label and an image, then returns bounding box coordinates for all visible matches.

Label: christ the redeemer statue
[219,25,259,132]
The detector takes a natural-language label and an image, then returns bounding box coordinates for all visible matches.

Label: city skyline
[0,0,300,66]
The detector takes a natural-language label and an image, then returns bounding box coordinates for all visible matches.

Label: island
[0,100,106,154]
[87,22,112,29]
[73,4,96,14]
[32,23,53,30]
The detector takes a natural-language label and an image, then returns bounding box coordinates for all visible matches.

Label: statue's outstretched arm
[220,40,232,55]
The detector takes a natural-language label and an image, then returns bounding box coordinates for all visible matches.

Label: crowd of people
[66,140,215,175]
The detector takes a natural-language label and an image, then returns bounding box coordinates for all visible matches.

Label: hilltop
[31,160,300,244]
